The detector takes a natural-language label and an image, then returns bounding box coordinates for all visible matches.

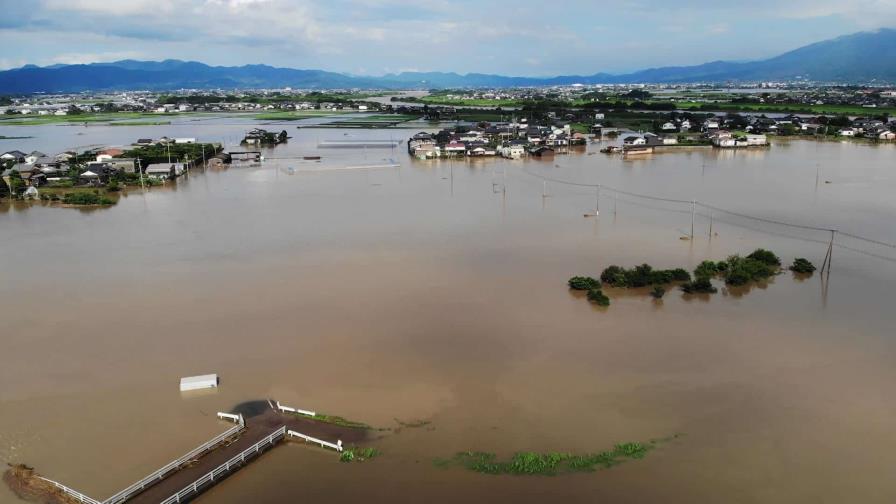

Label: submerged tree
[789,258,816,274]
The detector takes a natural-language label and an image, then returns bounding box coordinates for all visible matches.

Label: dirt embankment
[3,464,81,504]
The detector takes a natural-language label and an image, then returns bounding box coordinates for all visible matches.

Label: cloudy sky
[1,0,895,75]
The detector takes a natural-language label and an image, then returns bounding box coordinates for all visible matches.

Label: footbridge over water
[33,400,367,504]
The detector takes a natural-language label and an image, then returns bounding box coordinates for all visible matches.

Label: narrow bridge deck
[122,408,366,504]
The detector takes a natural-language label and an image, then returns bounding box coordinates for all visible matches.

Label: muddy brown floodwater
[2,120,896,503]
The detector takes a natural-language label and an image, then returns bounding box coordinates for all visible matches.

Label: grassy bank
[418,96,525,107]
[669,101,896,116]
[253,110,351,121]
[0,112,180,125]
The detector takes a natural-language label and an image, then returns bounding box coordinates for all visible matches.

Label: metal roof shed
[180,374,218,392]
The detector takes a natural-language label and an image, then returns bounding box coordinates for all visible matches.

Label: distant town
[2,83,896,206]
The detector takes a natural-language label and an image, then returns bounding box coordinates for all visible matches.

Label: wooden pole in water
[613,190,617,216]
[595,185,600,216]
[820,230,834,274]
[691,200,696,240]
[708,210,713,239]
[136,156,145,191]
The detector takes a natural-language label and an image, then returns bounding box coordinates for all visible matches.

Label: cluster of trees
[61,191,114,205]
[121,142,222,169]
[690,249,783,288]
[567,276,609,306]
[600,264,692,288]
[567,249,814,308]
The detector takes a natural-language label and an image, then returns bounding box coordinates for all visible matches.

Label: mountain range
[1,29,895,93]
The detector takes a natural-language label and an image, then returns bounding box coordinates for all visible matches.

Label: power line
[520,167,896,251]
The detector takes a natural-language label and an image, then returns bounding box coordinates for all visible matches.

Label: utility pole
[690,200,696,240]
[136,156,145,191]
[820,230,835,276]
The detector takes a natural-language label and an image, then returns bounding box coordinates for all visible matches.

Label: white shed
[180,374,219,391]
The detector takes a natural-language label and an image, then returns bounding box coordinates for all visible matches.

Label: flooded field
[2,118,896,503]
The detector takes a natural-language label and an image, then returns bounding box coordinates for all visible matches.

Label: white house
[711,131,736,147]
[661,122,677,131]
[444,142,466,155]
[880,131,896,141]
[24,151,46,164]
[839,128,856,137]
[501,145,526,159]
[623,136,646,146]
[174,138,196,144]
[745,134,768,146]
[145,163,175,179]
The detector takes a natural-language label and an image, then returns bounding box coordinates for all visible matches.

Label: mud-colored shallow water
[2,120,896,503]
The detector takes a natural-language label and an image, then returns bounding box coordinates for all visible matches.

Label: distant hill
[1,29,895,93]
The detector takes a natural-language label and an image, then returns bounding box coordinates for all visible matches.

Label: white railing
[159,426,287,504]
[287,430,343,452]
[276,401,316,417]
[216,412,243,424]
[103,420,244,504]
[37,477,102,504]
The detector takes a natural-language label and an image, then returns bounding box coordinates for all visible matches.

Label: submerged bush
[694,260,722,278]
[568,276,600,290]
[600,265,625,285]
[650,286,665,299]
[789,258,816,274]
[586,288,610,306]
[439,438,663,476]
[600,264,690,288]
[62,192,114,205]
[340,446,380,463]
[723,255,777,286]
[681,276,717,294]
[746,248,781,266]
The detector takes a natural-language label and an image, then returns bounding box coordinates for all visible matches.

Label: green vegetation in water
[568,276,600,291]
[436,437,679,476]
[304,412,371,430]
[680,276,718,294]
[721,254,779,286]
[746,248,781,267]
[586,288,610,306]
[62,191,114,206]
[600,264,691,288]
[789,258,816,274]
[340,446,380,463]
[121,142,222,169]
[394,418,432,428]
[650,286,666,299]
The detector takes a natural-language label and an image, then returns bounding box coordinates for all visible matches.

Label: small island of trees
[568,249,817,310]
